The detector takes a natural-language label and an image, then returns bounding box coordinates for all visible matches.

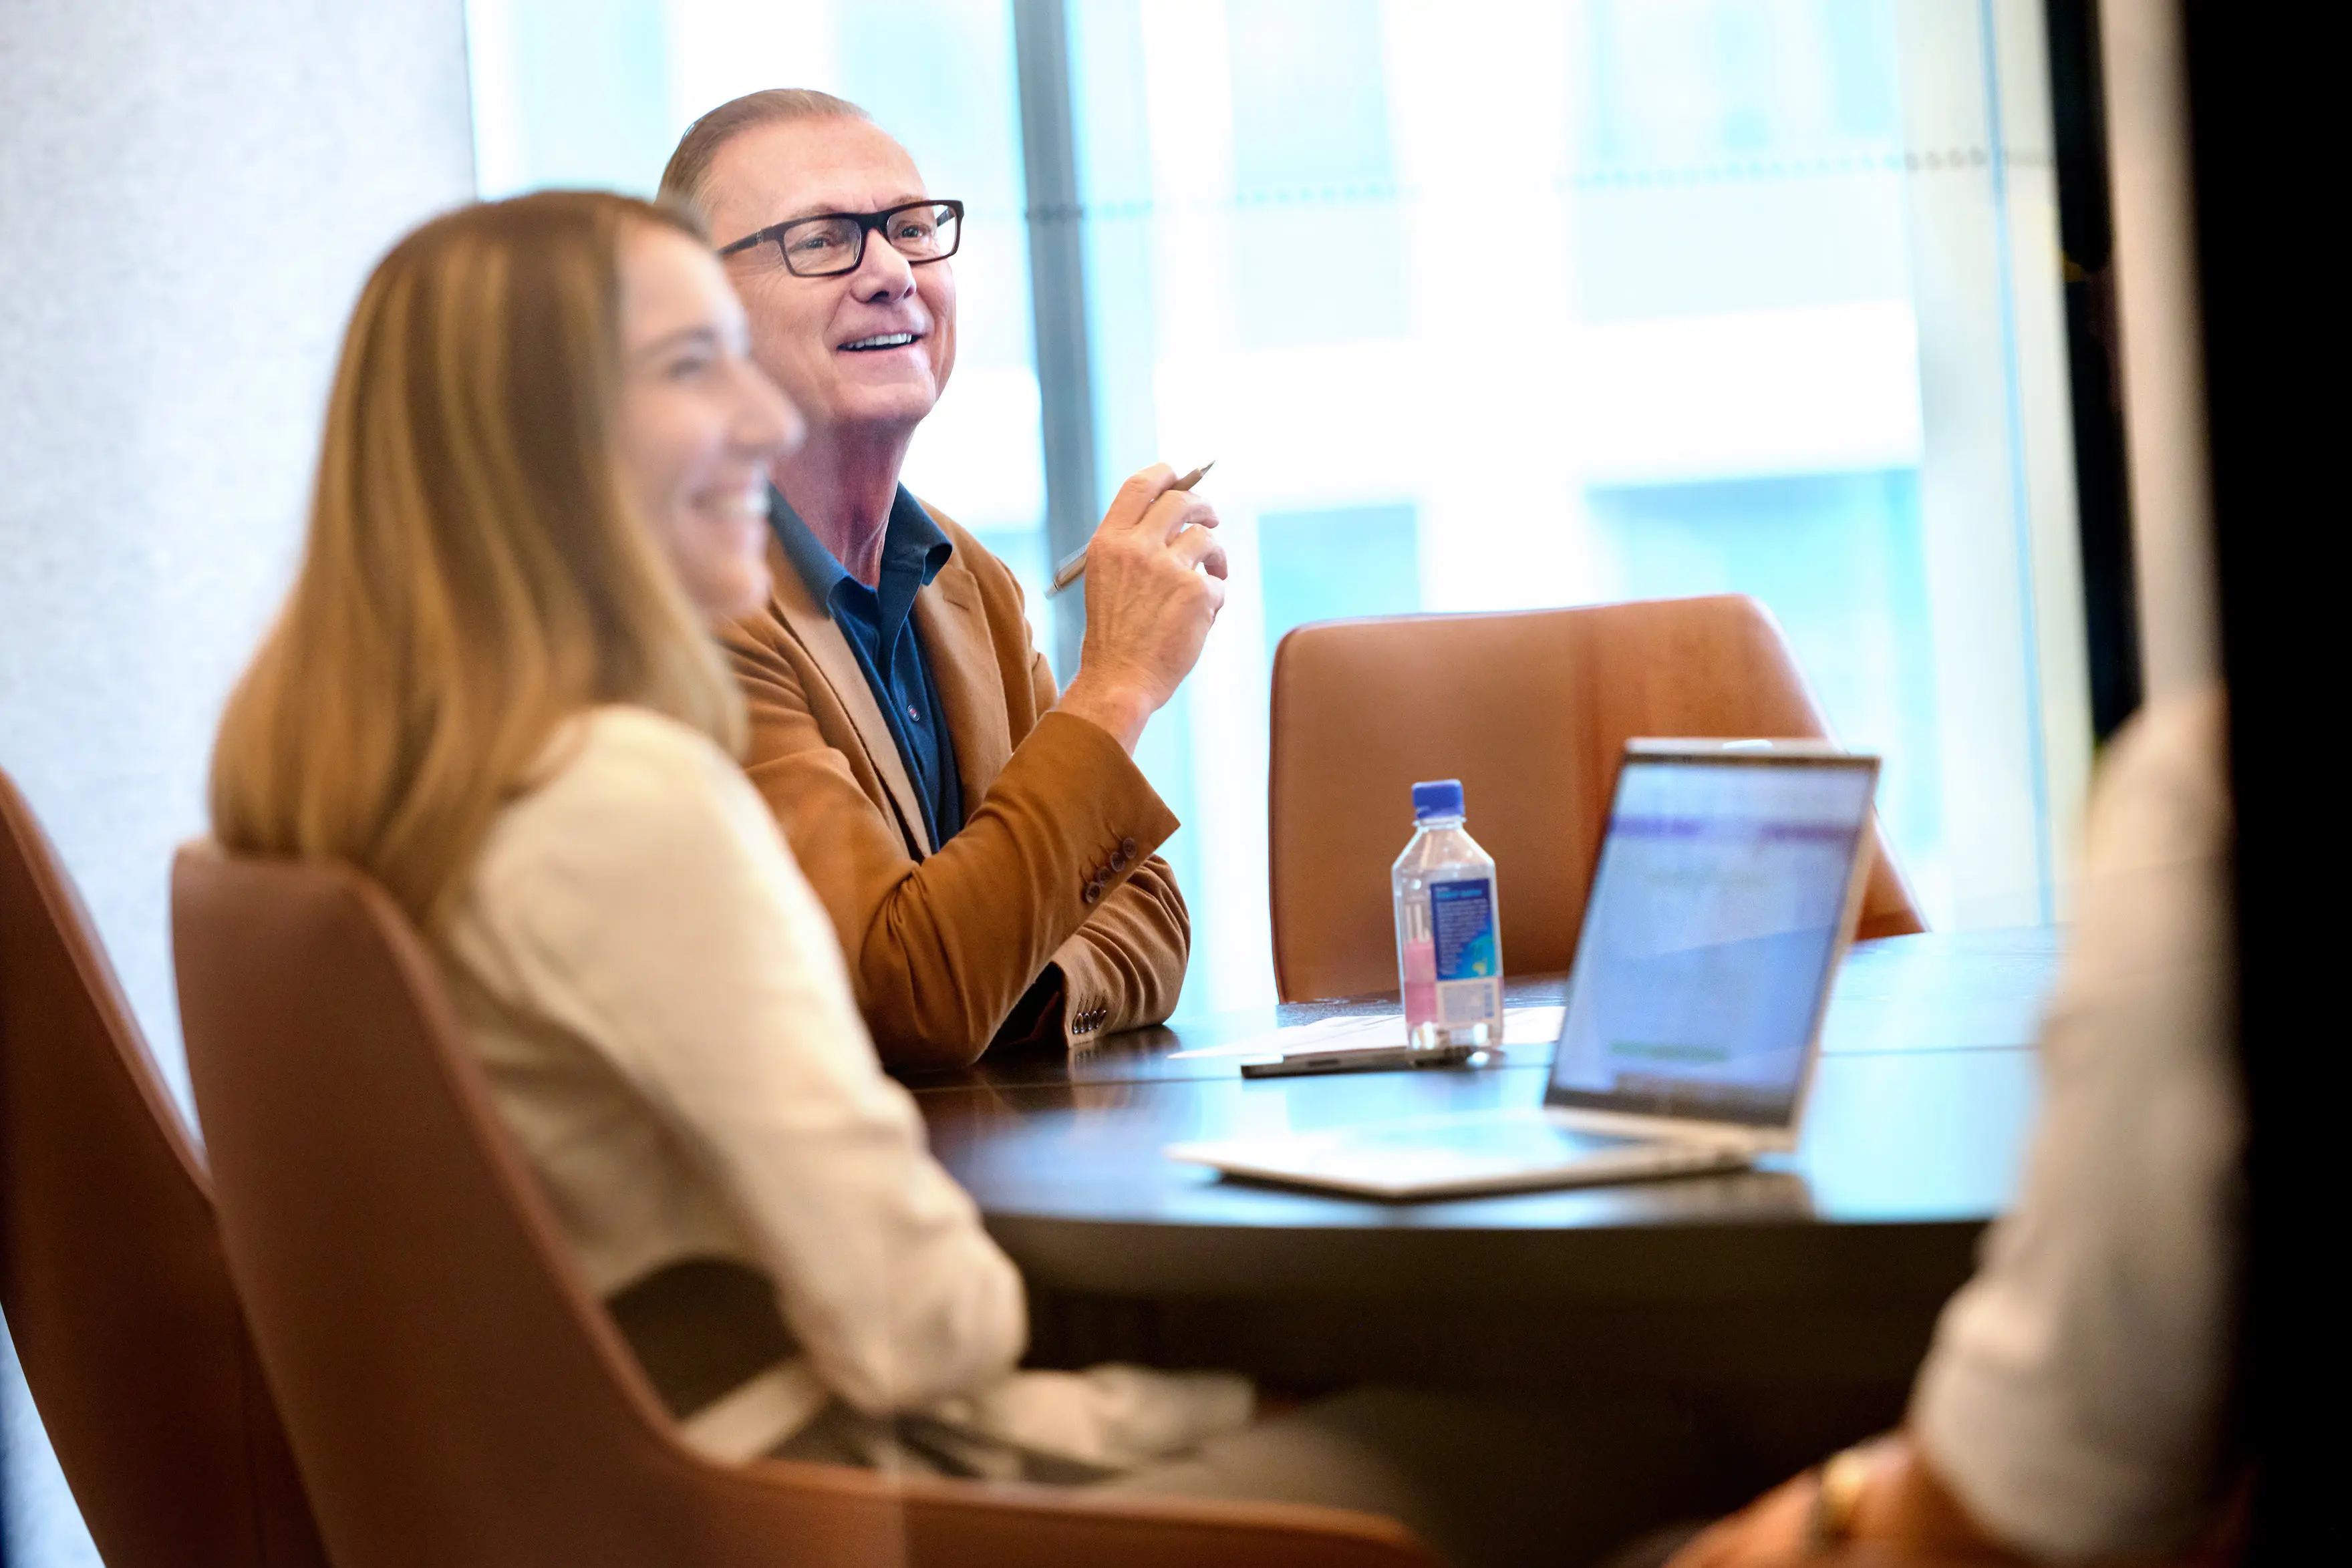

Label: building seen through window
[470,0,2088,1012]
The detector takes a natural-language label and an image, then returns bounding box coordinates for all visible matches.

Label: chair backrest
[1268,595,1925,1001]
[0,770,329,1568]
[172,846,1437,1568]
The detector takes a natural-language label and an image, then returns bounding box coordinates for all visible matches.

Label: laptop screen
[1545,748,1878,1128]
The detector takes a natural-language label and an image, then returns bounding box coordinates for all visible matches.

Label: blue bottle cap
[1411,779,1465,820]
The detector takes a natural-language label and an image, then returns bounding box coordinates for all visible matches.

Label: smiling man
[658,90,1224,1069]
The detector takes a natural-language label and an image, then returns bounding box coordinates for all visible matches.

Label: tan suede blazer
[718,502,1188,1069]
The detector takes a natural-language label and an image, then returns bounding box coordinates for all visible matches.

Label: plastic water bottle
[1392,779,1503,1056]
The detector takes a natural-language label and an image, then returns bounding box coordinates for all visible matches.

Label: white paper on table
[1167,1005,1565,1062]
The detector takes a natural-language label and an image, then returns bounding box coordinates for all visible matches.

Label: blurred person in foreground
[1656,687,2244,1567]
[205,191,1704,1568]
[658,89,1214,1070]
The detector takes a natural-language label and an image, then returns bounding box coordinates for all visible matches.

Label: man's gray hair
[657,88,872,226]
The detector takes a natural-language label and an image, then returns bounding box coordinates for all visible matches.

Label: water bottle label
[1429,879,1498,982]
[1438,978,1497,1025]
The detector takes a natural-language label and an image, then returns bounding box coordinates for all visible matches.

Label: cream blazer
[440,705,1026,1458]
[438,705,1247,1470]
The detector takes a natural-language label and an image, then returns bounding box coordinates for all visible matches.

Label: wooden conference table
[903,927,2060,1432]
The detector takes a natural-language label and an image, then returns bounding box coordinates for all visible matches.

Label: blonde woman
[210,192,1699,1566]
[210,185,1262,1474]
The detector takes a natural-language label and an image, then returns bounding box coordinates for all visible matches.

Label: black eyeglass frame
[716,199,966,276]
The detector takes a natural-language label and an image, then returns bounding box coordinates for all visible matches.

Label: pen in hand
[1042,460,1215,599]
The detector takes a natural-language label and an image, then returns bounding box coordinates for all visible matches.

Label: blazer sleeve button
[1119,836,1139,857]
[1080,882,1102,905]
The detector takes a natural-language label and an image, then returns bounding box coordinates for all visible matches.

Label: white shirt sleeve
[1911,690,2241,1559]
[470,710,1026,1416]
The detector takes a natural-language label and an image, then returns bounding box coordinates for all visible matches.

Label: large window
[470,0,2090,1013]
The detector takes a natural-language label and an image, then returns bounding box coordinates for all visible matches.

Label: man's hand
[1056,464,1228,753]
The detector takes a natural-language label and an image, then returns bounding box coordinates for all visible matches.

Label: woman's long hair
[211,190,746,931]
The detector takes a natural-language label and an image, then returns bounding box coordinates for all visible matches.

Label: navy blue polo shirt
[769,486,965,850]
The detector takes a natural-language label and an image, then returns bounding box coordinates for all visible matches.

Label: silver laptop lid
[1544,740,1880,1134]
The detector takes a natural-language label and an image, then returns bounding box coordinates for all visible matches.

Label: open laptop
[1166,739,1880,1200]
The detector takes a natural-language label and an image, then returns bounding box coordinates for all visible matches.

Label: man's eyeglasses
[717,200,964,277]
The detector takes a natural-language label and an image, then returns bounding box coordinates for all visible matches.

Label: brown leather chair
[0,770,329,1568]
[1269,595,1925,1001]
[171,846,1437,1568]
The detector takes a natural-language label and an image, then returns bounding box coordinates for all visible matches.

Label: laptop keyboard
[1344,1118,1647,1160]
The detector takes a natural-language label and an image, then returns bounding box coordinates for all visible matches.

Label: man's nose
[849,230,917,301]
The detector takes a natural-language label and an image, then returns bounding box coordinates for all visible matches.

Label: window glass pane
[1070,0,2089,1011]
[466,0,1052,639]
[1227,0,1411,346]
[1259,504,1422,658]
